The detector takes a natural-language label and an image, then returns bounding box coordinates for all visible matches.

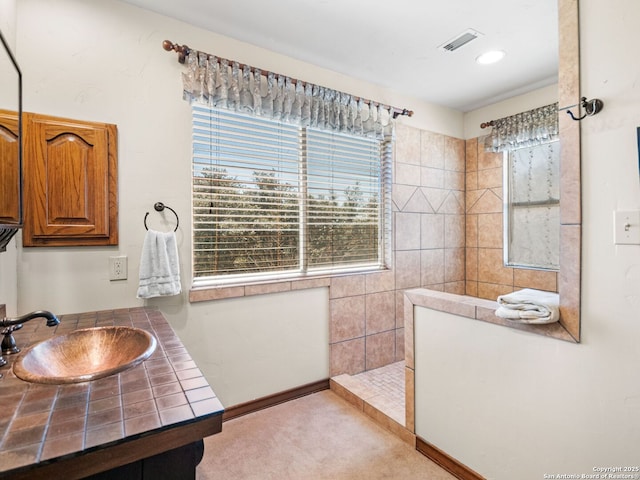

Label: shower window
[504,140,560,270]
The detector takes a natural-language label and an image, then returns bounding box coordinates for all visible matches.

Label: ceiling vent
[439,28,483,52]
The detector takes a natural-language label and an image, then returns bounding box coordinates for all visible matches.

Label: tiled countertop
[0,307,224,479]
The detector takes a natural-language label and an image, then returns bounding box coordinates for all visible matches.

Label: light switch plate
[614,210,640,245]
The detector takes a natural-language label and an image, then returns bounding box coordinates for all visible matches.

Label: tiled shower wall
[329,124,466,376]
[329,127,559,377]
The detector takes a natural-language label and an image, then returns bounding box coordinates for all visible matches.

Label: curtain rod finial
[393,108,414,119]
[163,40,190,64]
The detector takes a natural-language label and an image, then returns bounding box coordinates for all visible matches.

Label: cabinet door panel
[47,133,93,223]
[23,113,117,246]
[0,110,21,225]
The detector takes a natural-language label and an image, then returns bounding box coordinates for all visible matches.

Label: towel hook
[561,97,604,121]
[144,202,179,232]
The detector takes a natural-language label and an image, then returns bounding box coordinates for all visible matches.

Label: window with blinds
[192,105,392,285]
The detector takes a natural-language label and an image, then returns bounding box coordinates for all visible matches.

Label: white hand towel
[495,288,560,324]
[137,229,182,299]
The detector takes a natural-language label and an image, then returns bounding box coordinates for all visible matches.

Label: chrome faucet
[0,310,60,367]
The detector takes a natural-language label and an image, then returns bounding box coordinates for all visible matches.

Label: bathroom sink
[13,326,157,384]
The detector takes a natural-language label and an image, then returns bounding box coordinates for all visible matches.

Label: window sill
[189,276,335,303]
[189,266,392,303]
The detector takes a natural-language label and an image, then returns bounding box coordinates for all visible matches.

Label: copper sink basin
[13,326,157,384]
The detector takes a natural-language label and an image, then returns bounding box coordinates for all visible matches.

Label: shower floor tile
[353,361,405,406]
[330,361,413,445]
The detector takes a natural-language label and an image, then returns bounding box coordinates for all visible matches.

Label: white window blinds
[306,129,385,268]
[192,105,391,285]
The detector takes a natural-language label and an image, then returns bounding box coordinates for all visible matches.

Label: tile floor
[330,361,410,444]
[198,389,456,480]
[351,361,405,407]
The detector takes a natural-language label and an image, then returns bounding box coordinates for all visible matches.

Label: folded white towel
[495,288,560,324]
[137,229,182,299]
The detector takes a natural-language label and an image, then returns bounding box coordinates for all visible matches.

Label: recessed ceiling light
[476,50,506,65]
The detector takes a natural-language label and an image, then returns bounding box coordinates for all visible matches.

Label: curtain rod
[480,100,606,128]
[162,40,414,119]
[480,102,558,129]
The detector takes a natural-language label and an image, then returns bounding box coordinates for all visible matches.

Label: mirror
[0,28,22,251]
[461,0,579,341]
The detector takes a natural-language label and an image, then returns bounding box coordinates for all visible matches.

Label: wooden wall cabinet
[0,109,21,226]
[23,113,118,246]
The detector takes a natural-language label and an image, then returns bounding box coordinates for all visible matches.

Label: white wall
[0,235,18,316]
[11,0,461,406]
[415,0,640,477]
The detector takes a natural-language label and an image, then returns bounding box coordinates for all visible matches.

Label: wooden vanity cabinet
[83,441,205,480]
[0,109,21,225]
[22,112,118,246]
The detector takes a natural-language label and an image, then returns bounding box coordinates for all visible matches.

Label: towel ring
[144,202,179,232]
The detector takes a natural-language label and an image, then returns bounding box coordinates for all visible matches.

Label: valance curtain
[181,51,394,139]
[484,103,559,152]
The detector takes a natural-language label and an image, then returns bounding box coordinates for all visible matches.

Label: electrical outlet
[109,255,128,280]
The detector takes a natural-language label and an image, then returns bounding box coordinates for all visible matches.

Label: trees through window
[192,106,391,285]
